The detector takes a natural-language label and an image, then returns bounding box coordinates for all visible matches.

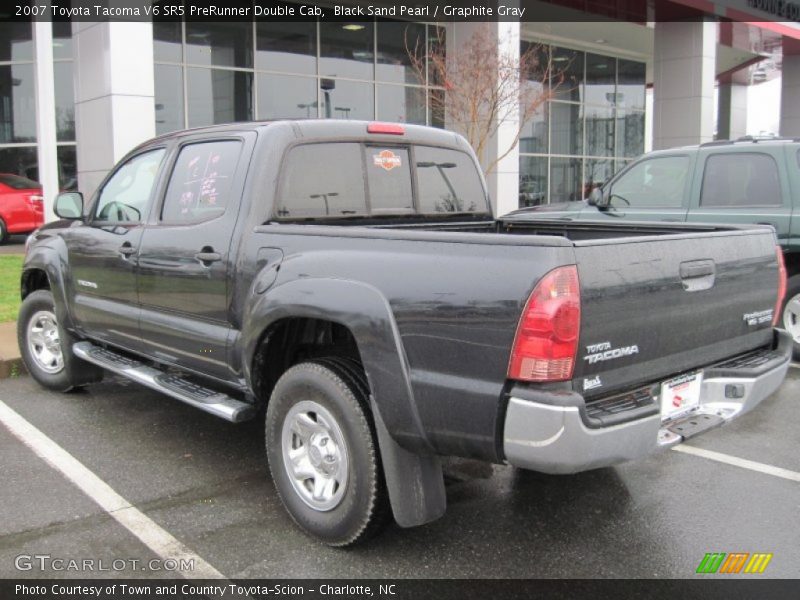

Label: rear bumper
[502,329,793,474]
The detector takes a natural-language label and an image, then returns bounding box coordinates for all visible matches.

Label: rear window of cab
[276,143,488,219]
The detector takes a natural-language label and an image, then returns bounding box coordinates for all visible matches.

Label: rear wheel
[265,359,389,546]
[0,218,8,244]
[782,275,800,360]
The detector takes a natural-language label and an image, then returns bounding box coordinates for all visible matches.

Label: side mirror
[54,192,84,220]
[587,187,604,207]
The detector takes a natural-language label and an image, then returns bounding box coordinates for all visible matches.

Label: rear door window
[700,153,782,207]
[415,146,487,213]
[277,143,367,218]
[609,155,689,208]
[161,140,242,223]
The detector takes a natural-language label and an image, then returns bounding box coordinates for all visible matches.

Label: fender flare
[243,277,446,527]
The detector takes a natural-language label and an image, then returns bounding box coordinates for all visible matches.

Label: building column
[653,20,717,149]
[33,21,59,223]
[780,40,800,137]
[72,22,155,199]
[447,21,520,217]
[717,82,748,140]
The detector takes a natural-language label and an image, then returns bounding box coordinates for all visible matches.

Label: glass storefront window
[256,21,316,75]
[550,101,583,156]
[585,105,615,158]
[185,22,253,69]
[551,47,583,103]
[376,84,425,124]
[54,62,75,142]
[617,59,646,111]
[155,22,444,133]
[187,68,252,127]
[153,21,182,63]
[320,79,373,120]
[519,101,548,155]
[0,146,38,180]
[519,156,548,208]
[550,157,582,203]
[0,21,33,63]
[616,110,645,158]
[52,21,73,61]
[320,21,374,80]
[155,64,185,134]
[57,145,77,190]
[0,64,37,144]
[584,53,615,107]
[258,73,318,119]
[376,21,425,86]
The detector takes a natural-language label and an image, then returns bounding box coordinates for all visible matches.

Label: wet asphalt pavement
[0,368,798,579]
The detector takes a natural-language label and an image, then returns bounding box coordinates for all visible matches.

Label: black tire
[17,289,103,392]
[782,274,800,360]
[265,359,389,546]
[0,218,8,245]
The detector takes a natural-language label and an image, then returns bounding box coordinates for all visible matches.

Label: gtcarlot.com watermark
[15,554,194,573]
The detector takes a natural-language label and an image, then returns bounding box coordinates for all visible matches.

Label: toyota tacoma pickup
[19,120,791,546]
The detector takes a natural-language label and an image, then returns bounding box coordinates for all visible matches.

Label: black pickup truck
[19,120,791,546]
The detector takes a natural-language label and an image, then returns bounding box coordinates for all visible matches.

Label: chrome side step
[72,341,256,423]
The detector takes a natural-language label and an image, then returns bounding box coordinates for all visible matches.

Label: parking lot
[0,367,798,579]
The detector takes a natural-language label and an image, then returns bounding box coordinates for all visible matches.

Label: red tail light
[773,247,787,327]
[508,265,581,382]
[27,193,43,204]
[367,122,405,135]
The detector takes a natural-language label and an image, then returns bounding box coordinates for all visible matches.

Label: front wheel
[782,274,800,360]
[18,290,103,391]
[0,218,8,244]
[265,360,388,546]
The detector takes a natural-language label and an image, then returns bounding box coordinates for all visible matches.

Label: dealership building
[5,0,800,219]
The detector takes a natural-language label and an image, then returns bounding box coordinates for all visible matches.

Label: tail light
[773,247,787,327]
[508,265,581,382]
[27,193,43,207]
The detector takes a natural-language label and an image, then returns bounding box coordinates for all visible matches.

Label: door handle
[118,244,136,257]
[195,250,221,265]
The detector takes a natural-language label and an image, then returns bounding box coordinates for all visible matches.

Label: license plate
[660,371,703,421]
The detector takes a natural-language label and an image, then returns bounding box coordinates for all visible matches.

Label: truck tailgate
[573,228,781,397]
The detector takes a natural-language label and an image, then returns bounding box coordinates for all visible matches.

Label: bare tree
[408,25,562,176]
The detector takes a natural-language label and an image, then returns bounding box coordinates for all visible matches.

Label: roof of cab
[138,119,467,153]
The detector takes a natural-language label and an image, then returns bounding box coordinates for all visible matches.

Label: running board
[72,341,256,423]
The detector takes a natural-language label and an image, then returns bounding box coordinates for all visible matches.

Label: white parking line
[672,444,800,483]
[0,400,224,579]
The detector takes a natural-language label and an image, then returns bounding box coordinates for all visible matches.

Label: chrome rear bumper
[503,330,792,474]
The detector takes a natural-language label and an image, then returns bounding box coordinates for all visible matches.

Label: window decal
[373,150,402,171]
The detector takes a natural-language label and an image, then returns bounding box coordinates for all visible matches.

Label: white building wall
[653,20,717,149]
[72,22,155,199]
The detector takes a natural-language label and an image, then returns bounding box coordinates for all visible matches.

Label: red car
[0,174,43,244]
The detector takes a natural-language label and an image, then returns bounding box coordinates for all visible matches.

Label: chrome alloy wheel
[784,292,800,343]
[27,310,64,374]
[281,400,349,511]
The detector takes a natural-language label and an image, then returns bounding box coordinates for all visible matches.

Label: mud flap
[370,399,446,528]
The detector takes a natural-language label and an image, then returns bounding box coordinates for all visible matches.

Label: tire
[265,359,389,546]
[0,218,8,245]
[17,290,103,392]
[782,274,800,361]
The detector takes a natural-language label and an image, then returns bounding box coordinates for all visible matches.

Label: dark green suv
[510,137,800,358]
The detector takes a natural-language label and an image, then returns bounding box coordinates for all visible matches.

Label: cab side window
[609,155,689,208]
[161,141,242,223]
[700,153,782,207]
[94,149,165,223]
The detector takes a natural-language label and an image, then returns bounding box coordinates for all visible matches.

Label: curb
[0,357,26,379]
